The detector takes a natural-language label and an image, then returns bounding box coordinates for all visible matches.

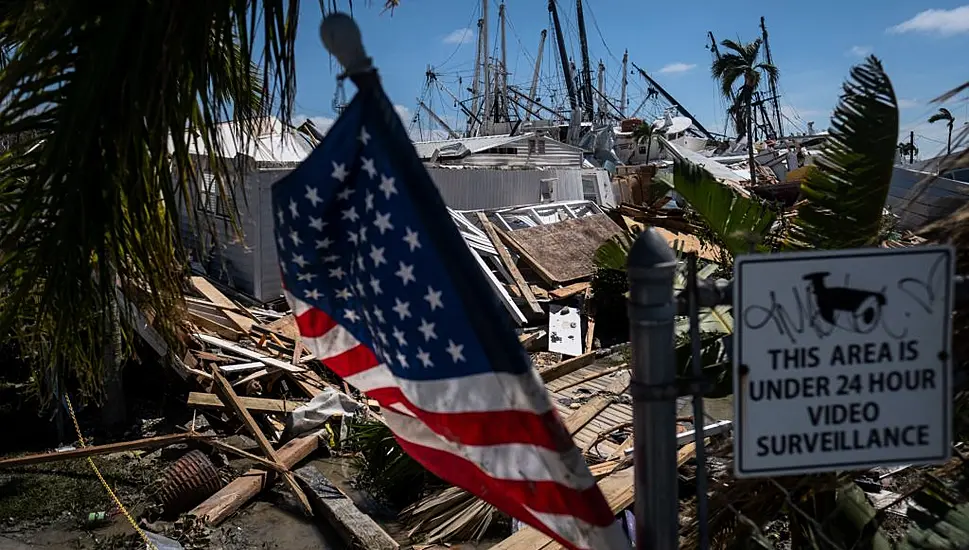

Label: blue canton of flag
[271,76,625,550]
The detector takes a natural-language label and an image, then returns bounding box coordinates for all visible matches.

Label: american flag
[271,80,625,550]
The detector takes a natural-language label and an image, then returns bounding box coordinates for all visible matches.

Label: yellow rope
[63,393,158,550]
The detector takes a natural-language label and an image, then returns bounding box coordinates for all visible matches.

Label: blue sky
[292,1,969,156]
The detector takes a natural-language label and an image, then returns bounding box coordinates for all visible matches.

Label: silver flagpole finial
[320,12,374,77]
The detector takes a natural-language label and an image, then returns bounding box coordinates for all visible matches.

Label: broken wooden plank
[194,333,305,373]
[549,282,591,300]
[537,352,596,383]
[553,363,628,392]
[561,373,629,436]
[295,466,399,550]
[190,434,320,526]
[190,276,255,333]
[476,212,543,317]
[187,392,303,414]
[188,312,244,340]
[494,226,559,287]
[210,370,313,516]
[219,362,265,373]
[583,287,595,353]
[0,434,199,469]
[490,467,635,550]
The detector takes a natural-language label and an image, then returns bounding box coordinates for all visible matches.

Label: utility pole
[526,29,547,121]
[499,2,508,124]
[575,0,595,122]
[620,50,628,118]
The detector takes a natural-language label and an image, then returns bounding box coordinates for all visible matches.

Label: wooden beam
[537,352,596,383]
[210,370,313,516]
[190,434,320,526]
[476,212,543,317]
[295,466,399,550]
[494,226,559,287]
[187,392,303,414]
[190,276,255,333]
[551,363,628,393]
[561,373,629,436]
[549,282,591,300]
[0,434,199,469]
[194,333,305,373]
[583,287,595,353]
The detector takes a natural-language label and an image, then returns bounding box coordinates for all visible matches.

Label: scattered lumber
[187,392,303,414]
[190,276,256,333]
[194,333,305,373]
[537,352,596,383]
[190,434,320,526]
[295,465,400,550]
[548,282,591,300]
[0,433,201,469]
[490,467,635,550]
[476,212,543,317]
[210,370,313,516]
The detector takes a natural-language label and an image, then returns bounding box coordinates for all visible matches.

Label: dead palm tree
[710,38,778,186]
[929,107,956,155]
[0,0,300,401]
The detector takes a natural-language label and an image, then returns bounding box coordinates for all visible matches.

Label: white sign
[733,246,954,478]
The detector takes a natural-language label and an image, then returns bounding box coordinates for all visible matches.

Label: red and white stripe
[285,291,626,549]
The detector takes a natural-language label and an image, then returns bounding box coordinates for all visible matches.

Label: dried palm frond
[399,486,503,544]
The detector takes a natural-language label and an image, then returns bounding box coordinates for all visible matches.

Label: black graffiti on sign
[741,254,948,344]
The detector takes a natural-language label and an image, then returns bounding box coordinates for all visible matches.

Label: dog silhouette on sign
[802,272,887,332]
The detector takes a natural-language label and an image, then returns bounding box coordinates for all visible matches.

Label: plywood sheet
[507,214,622,283]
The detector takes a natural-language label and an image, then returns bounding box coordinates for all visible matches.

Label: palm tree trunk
[948,123,953,156]
[100,272,125,430]
[745,85,756,185]
[645,138,652,163]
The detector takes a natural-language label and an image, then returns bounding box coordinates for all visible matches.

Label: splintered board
[503,214,622,284]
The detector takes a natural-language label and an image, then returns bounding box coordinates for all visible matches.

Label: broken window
[528,139,536,153]
[538,140,546,154]
[198,172,227,217]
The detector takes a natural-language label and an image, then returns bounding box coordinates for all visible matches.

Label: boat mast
[759,17,784,138]
[469,17,484,134]
[620,50,628,117]
[631,61,715,140]
[575,0,595,122]
[481,0,492,134]
[525,29,547,121]
[499,2,508,124]
[596,60,606,125]
[419,100,460,139]
[548,0,577,113]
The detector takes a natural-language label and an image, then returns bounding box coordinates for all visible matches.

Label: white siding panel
[426,168,585,210]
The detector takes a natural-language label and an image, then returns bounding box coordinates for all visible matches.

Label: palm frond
[0,0,297,399]
[667,152,777,256]
[929,108,954,124]
[786,55,898,250]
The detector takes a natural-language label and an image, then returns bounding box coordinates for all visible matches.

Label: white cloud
[659,62,696,75]
[848,45,872,57]
[888,5,969,36]
[897,98,920,109]
[442,27,474,45]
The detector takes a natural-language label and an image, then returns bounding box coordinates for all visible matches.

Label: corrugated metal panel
[426,167,585,210]
[172,117,314,164]
[413,134,523,159]
[254,170,290,302]
[885,166,969,231]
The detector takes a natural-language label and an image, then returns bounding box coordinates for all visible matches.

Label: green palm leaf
[667,151,777,256]
[785,55,898,250]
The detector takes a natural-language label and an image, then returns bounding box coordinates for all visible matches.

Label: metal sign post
[627,228,678,550]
